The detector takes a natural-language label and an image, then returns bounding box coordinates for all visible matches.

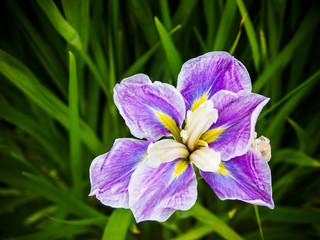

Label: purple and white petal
[204,90,269,160]
[128,159,197,222]
[114,74,186,141]
[89,138,150,208]
[201,149,274,209]
[177,52,252,111]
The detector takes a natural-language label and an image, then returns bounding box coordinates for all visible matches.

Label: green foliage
[0,0,319,239]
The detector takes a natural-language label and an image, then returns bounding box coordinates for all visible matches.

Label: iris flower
[89,52,274,222]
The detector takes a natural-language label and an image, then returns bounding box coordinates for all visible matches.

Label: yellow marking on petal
[173,159,189,178]
[217,162,233,178]
[154,110,182,142]
[191,90,210,112]
[201,128,226,143]
[197,139,208,148]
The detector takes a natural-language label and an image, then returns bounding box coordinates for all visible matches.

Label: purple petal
[201,149,274,209]
[128,159,197,222]
[89,138,150,208]
[204,90,269,160]
[114,74,186,141]
[177,52,252,111]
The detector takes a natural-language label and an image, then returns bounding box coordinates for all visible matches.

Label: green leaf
[9,225,91,240]
[102,209,133,240]
[171,223,216,240]
[0,49,104,155]
[172,0,198,27]
[160,0,172,30]
[253,3,320,92]
[260,70,320,119]
[229,15,245,55]
[213,0,237,51]
[61,0,90,50]
[25,205,57,225]
[48,216,107,228]
[0,102,67,170]
[22,172,104,218]
[187,202,244,240]
[122,24,182,79]
[129,0,158,47]
[273,148,319,168]
[235,0,261,71]
[7,0,67,97]
[287,117,314,154]
[154,17,183,79]
[261,206,320,224]
[68,51,82,197]
[36,0,82,49]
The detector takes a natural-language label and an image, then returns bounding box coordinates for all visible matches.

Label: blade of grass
[254,205,264,240]
[7,0,67,97]
[259,29,268,66]
[36,0,82,49]
[102,209,133,240]
[154,17,183,80]
[0,49,104,155]
[122,24,181,78]
[193,27,206,52]
[213,0,237,51]
[259,70,320,119]
[61,0,90,50]
[203,0,217,51]
[129,0,158,46]
[235,0,261,71]
[9,225,91,240]
[48,216,107,229]
[286,117,314,154]
[253,3,320,92]
[273,148,319,167]
[22,172,103,218]
[171,223,216,240]
[160,0,172,30]
[187,202,244,240]
[229,14,246,55]
[0,103,67,171]
[36,0,108,96]
[68,51,82,197]
[172,0,198,27]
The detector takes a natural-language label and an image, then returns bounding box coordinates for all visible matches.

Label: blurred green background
[0,0,320,239]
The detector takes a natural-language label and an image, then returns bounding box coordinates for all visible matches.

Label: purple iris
[89,52,274,222]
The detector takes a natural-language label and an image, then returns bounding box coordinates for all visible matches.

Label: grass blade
[0,49,104,154]
[68,51,82,197]
[213,0,237,51]
[187,202,244,240]
[235,0,261,71]
[154,17,183,79]
[36,0,82,49]
[253,3,320,92]
[102,209,133,240]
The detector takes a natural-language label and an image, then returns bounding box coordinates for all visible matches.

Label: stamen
[180,130,189,144]
[146,139,189,168]
[184,100,218,151]
[189,147,221,172]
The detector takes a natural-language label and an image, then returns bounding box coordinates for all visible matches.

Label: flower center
[146,100,221,173]
[182,100,218,151]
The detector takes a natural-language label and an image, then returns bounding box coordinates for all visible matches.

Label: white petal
[146,139,189,168]
[189,147,221,172]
